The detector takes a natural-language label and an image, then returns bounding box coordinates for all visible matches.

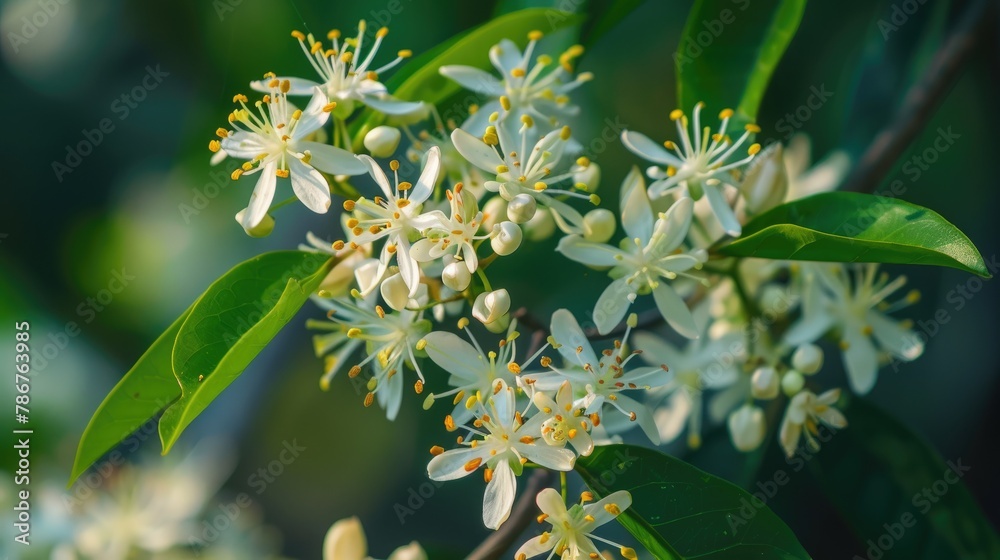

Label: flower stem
[476,267,493,292]
[560,471,568,503]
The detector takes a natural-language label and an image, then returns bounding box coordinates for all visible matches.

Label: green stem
[268,195,299,213]
[560,471,568,503]
[476,267,493,292]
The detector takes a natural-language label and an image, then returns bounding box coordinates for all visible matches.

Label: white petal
[779,413,802,458]
[298,141,368,175]
[583,490,632,528]
[868,312,923,360]
[451,128,503,172]
[654,390,691,443]
[483,460,516,529]
[423,332,487,382]
[242,161,277,229]
[842,326,879,394]
[621,130,683,166]
[519,442,576,471]
[620,166,654,241]
[534,487,567,517]
[292,88,332,139]
[410,146,440,204]
[250,77,322,95]
[220,130,268,159]
[427,446,489,481]
[387,543,428,560]
[783,313,835,346]
[288,156,331,214]
[394,237,420,297]
[361,94,427,116]
[550,309,599,368]
[514,535,554,558]
[357,154,395,199]
[556,235,624,267]
[439,65,504,96]
[593,278,633,335]
[489,39,523,76]
[617,393,661,445]
[489,380,516,428]
[653,284,699,339]
[377,363,404,420]
[647,197,693,258]
[704,182,741,237]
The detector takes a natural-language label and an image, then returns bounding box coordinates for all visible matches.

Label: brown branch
[842,0,995,194]
[466,468,554,560]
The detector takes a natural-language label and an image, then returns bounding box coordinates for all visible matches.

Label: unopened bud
[728,404,766,452]
[235,209,275,237]
[792,343,824,375]
[363,125,402,158]
[781,370,805,396]
[506,193,537,223]
[583,208,616,243]
[380,273,410,311]
[751,366,779,399]
[442,261,472,292]
[491,221,523,256]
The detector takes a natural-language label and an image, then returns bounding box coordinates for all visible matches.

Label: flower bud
[523,207,556,241]
[491,221,523,256]
[388,542,428,560]
[441,261,472,292]
[728,404,766,452]
[234,210,275,238]
[363,125,402,158]
[740,143,788,214]
[506,193,537,223]
[583,208,616,243]
[781,369,805,396]
[472,289,511,330]
[751,366,779,400]
[573,161,600,192]
[324,517,368,560]
[380,273,410,311]
[481,196,508,231]
[792,343,824,375]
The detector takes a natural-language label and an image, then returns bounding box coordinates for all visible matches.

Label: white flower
[440,30,591,136]
[515,488,635,560]
[347,147,444,297]
[309,262,431,420]
[407,122,489,198]
[427,379,576,530]
[784,263,924,394]
[255,23,424,117]
[523,310,669,444]
[451,106,594,234]
[622,103,761,236]
[784,134,851,201]
[632,324,745,448]
[779,389,847,457]
[472,289,512,333]
[323,516,426,560]
[410,183,489,272]
[521,380,595,456]
[364,125,402,157]
[421,320,530,425]
[739,142,788,215]
[558,169,701,336]
[213,81,367,230]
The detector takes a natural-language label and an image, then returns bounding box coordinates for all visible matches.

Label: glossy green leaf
[810,398,1000,559]
[576,444,811,559]
[718,192,991,277]
[69,308,190,484]
[158,251,334,453]
[352,8,583,144]
[676,0,806,124]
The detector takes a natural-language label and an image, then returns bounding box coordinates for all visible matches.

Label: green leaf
[718,192,991,277]
[576,444,811,559]
[69,308,190,484]
[811,398,1000,559]
[580,0,647,47]
[352,8,584,143]
[676,0,806,124]
[157,251,334,453]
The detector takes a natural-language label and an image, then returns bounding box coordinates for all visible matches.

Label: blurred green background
[0,0,997,558]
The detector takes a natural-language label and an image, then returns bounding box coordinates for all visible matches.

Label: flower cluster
[208,17,931,556]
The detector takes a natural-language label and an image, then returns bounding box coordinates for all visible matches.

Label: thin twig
[842,0,995,194]
[466,468,554,560]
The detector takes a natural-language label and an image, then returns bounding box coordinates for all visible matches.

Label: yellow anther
[465,395,478,410]
[581,491,594,502]
[521,114,534,127]
[363,392,375,407]
[745,123,762,133]
[376,26,389,38]
[496,164,509,174]
[670,109,684,121]
[604,503,622,515]
[512,68,527,78]
[621,547,637,559]
[444,415,456,431]
[906,289,921,303]
[208,140,221,153]
[241,162,254,171]
[322,102,337,113]
[560,125,571,140]
[327,29,340,39]
[340,51,354,63]
[534,181,547,191]
[500,96,511,111]
[430,445,444,456]
[215,127,229,138]
[507,362,521,374]
[528,30,543,41]
[666,166,677,177]
[457,317,470,329]
[719,108,734,119]
[230,169,243,181]
[576,156,590,167]
[464,458,482,472]
[280,79,291,93]
[348,365,362,378]
[291,30,306,40]
[389,159,400,171]
[332,240,345,250]
[415,338,427,351]
[398,49,412,58]
[414,380,424,394]
[483,467,493,483]
[748,143,761,155]
[347,328,362,338]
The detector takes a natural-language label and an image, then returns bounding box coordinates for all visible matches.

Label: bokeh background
[1,0,998,558]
